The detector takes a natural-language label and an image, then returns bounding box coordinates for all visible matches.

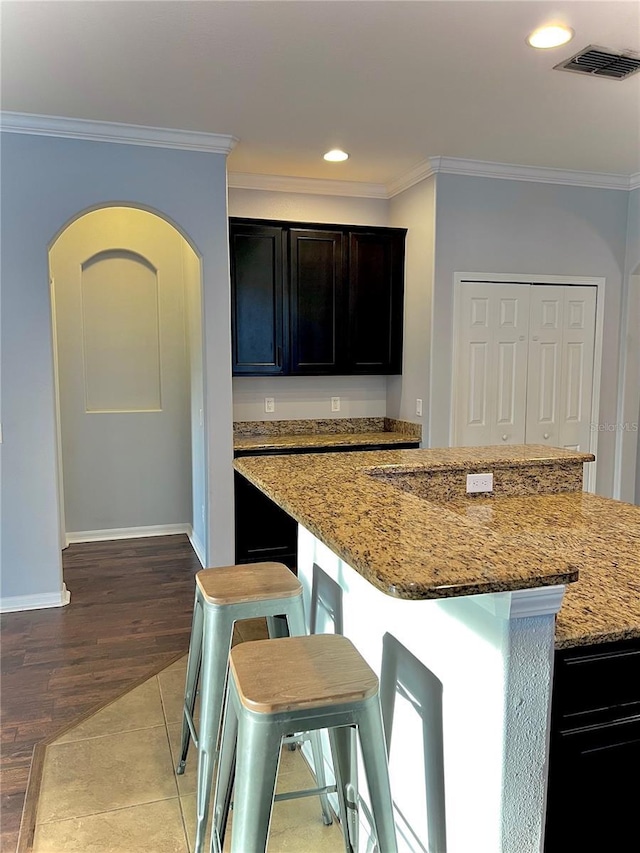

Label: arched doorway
[49,206,207,560]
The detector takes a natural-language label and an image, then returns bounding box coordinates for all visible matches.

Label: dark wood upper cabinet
[230,223,286,375]
[229,217,406,376]
[347,230,405,373]
[289,229,344,374]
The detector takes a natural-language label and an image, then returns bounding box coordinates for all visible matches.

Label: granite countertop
[233,446,640,648]
[233,417,421,453]
[234,430,419,453]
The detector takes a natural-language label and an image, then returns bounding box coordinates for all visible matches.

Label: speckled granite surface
[370,461,584,500]
[233,445,639,647]
[233,418,386,437]
[233,417,422,452]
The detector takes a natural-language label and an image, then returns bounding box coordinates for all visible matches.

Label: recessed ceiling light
[527,24,574,49]
[323,149,349,162]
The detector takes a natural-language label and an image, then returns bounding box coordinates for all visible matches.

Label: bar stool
[177,562,332,853]
[212,633,398,853]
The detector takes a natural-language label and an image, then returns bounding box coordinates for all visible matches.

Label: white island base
[296,525,565,853]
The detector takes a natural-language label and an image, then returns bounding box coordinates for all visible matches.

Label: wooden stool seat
[231,634,379,713]
[195,561,302,606]
[213,633,398,853]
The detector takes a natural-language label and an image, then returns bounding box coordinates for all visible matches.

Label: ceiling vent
[554,45,640,80]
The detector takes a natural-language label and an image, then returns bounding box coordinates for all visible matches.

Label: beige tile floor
[32,619,346,853]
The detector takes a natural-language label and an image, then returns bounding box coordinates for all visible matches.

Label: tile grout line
[158,669,193,851]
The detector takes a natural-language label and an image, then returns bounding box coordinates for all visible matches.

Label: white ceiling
[2,0,639,187]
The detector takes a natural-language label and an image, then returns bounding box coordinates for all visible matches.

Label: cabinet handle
[247,546,288,553]
[543,433,550,440]
[502,434,508,441]
[276,346,282,368]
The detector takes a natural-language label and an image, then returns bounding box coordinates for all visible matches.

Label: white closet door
[455,283,530,446]
[558,287,597,451]
[526,287,564,447]
[526,286,596,452]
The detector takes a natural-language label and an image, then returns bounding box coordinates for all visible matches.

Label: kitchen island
[233,446,640,853]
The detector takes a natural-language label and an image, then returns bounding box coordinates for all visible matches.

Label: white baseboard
[187,526,206,567]
[66,524,191,544]
[1,583,71,613]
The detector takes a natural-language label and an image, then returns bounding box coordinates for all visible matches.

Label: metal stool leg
[177,590,204,774]
[230,702,283,853]
[195,608,233,853]
[212,684,238,852]
[328,726,356,853]
[358,700,398,853]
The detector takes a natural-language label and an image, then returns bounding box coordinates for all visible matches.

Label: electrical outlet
[264,397,275,413]
[416,398,423,417]
[331,396,340,412]
[466,473,494,493]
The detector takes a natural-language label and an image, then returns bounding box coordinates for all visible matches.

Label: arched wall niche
[49,204,209,564]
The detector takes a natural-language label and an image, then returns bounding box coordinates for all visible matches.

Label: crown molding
[228,171,388,199]
[0,112,238,154]
[426,155,636,191]
[386,160,438,197]
[1,112,635,192]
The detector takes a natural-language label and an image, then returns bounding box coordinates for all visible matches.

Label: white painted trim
[49,273,67,551]
[613,272,640,502]
[228,171,388,199]
[450,273,605,494]
[66,524,190,544]
[1,583,71,613]
[232,158,639,199]
[428,156,636,191]
[0,112,238,154]
[187,526,207,567]
[474,586,566,619]
[509,585,565,618]
[385,160,438,197]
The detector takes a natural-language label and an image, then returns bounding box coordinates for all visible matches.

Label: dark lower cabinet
[233,470,298,570]
[544,638,640,852]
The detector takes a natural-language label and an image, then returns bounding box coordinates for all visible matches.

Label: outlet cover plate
[466,472,494,493]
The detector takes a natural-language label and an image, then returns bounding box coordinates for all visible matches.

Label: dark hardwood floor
[0,535,202,853]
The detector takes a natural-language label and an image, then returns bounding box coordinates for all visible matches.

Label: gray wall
[0,133,233,603]
[430,173,630,496]
[388,175,436,437]
[623,188,640,503]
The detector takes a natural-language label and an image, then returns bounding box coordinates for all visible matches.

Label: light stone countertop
[233,445,640,648]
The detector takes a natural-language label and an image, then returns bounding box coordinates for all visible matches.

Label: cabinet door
[234,471,297,569]
[289,229,345,374]
[230,223,286,375]
[347,230,405,373]
[544,718,640,851]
